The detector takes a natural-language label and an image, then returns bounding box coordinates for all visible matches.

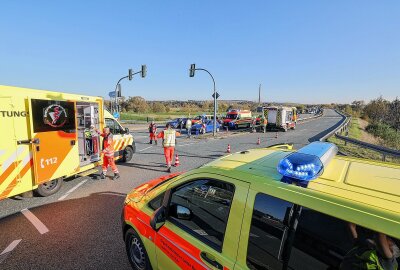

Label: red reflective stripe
[155,226,209,270]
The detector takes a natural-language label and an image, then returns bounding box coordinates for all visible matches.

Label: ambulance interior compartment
[77,102,100,166]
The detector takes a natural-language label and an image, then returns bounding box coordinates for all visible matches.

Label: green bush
[366,122,400,150]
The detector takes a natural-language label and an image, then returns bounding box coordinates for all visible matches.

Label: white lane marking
[1,239,22,255]
[138,146,153,152]
[2,146,25,171]
[176,142,200,147]
[58,179,88,201]
[21,209,49,234]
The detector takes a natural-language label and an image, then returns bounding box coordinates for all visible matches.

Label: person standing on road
[251,117,257,133]
[262,116,267,133]
[149,121,158,145]
[93,126,120,180]
[186,118,192,138]
[157,123,181,172]
[179,119,184,133]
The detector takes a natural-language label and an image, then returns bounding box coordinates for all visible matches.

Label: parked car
[191,120,221,134]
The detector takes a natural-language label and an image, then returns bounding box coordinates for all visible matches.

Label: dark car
[167,118,187,129]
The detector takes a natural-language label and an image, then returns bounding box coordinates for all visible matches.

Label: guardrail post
[344,131,349,146]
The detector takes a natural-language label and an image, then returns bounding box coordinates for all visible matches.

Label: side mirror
[150,206,166,231]
[170,204,192,220]
[125,127,130,134]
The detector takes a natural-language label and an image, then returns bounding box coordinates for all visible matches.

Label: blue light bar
[277,142,338,182]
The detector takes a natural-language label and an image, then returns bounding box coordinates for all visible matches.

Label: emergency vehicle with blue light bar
[122,142,400,270]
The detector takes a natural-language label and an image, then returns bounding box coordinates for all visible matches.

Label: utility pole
[258,83,261,104]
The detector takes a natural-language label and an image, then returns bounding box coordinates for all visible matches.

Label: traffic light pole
[192,68,218,137]
[113,70,143,115]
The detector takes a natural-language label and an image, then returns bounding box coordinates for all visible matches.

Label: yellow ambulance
[0,85,135,199]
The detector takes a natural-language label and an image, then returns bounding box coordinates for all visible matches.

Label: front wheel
[125,228,152,270]
[35,178,63,197]
[122,146,135,162]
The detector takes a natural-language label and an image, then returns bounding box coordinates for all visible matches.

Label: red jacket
[101,133,114,157]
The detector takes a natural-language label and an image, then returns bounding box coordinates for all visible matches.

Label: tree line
[339,96,400,131]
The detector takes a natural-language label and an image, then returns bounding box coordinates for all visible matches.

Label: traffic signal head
[141,65,147,78]
[189,64,196,77]
[128,69,133,80]
[117,84,122,97]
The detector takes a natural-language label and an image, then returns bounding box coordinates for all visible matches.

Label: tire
[122,145,135,162]
[234,124,238,130]
[35,178,63,197]
[125,228,152,270]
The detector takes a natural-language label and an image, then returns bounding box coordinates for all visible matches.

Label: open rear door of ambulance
[28,98,79,185]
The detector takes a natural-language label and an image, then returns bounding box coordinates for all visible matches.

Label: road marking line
[58,179,88,201]
[177,142,200,147]
[21,209,49,234]
[138,146,153,152]
[1,239,22,255]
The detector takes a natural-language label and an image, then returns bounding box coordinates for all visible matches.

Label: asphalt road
[0,109,343,269]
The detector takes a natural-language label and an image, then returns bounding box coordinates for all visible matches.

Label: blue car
[191,120,221,134]
[167,118,187,129]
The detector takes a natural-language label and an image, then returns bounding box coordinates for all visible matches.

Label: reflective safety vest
[163,129,176,147]
[340,243,397,270]
[102,133,115,157]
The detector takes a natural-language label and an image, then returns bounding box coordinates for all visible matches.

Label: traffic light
[189,64,196,77]
[117,84,122,97]
[128,69,133,80]
[141,65,147,78]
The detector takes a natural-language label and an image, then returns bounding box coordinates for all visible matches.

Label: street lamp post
[189,64,219,136]
[113,65,147,116]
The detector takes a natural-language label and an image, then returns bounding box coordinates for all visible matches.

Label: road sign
[109,91,116,98]
[212,92,220,99]
[113,112,120,119]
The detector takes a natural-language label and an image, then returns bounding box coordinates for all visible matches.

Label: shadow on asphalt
[0,192,132,269]
[120,162,169,173]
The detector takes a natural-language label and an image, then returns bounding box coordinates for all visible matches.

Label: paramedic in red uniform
[157,123,180,172]
[94,126,120,180]
[149,121,158,145]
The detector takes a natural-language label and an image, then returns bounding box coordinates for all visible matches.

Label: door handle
[200,252,222,269]
[17,139,40,145]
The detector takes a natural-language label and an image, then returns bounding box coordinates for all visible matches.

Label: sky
[0,1,399,104]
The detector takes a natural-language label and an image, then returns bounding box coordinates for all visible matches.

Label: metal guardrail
[321,110,399,161]
[335,134,400,161]
[319,110,350,142]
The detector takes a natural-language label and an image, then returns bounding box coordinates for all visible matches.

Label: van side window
[288,209,400,270]
[148,192,165,211]
[168,179,235,251]
[105,118,122,134]
[247,193,293,270]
